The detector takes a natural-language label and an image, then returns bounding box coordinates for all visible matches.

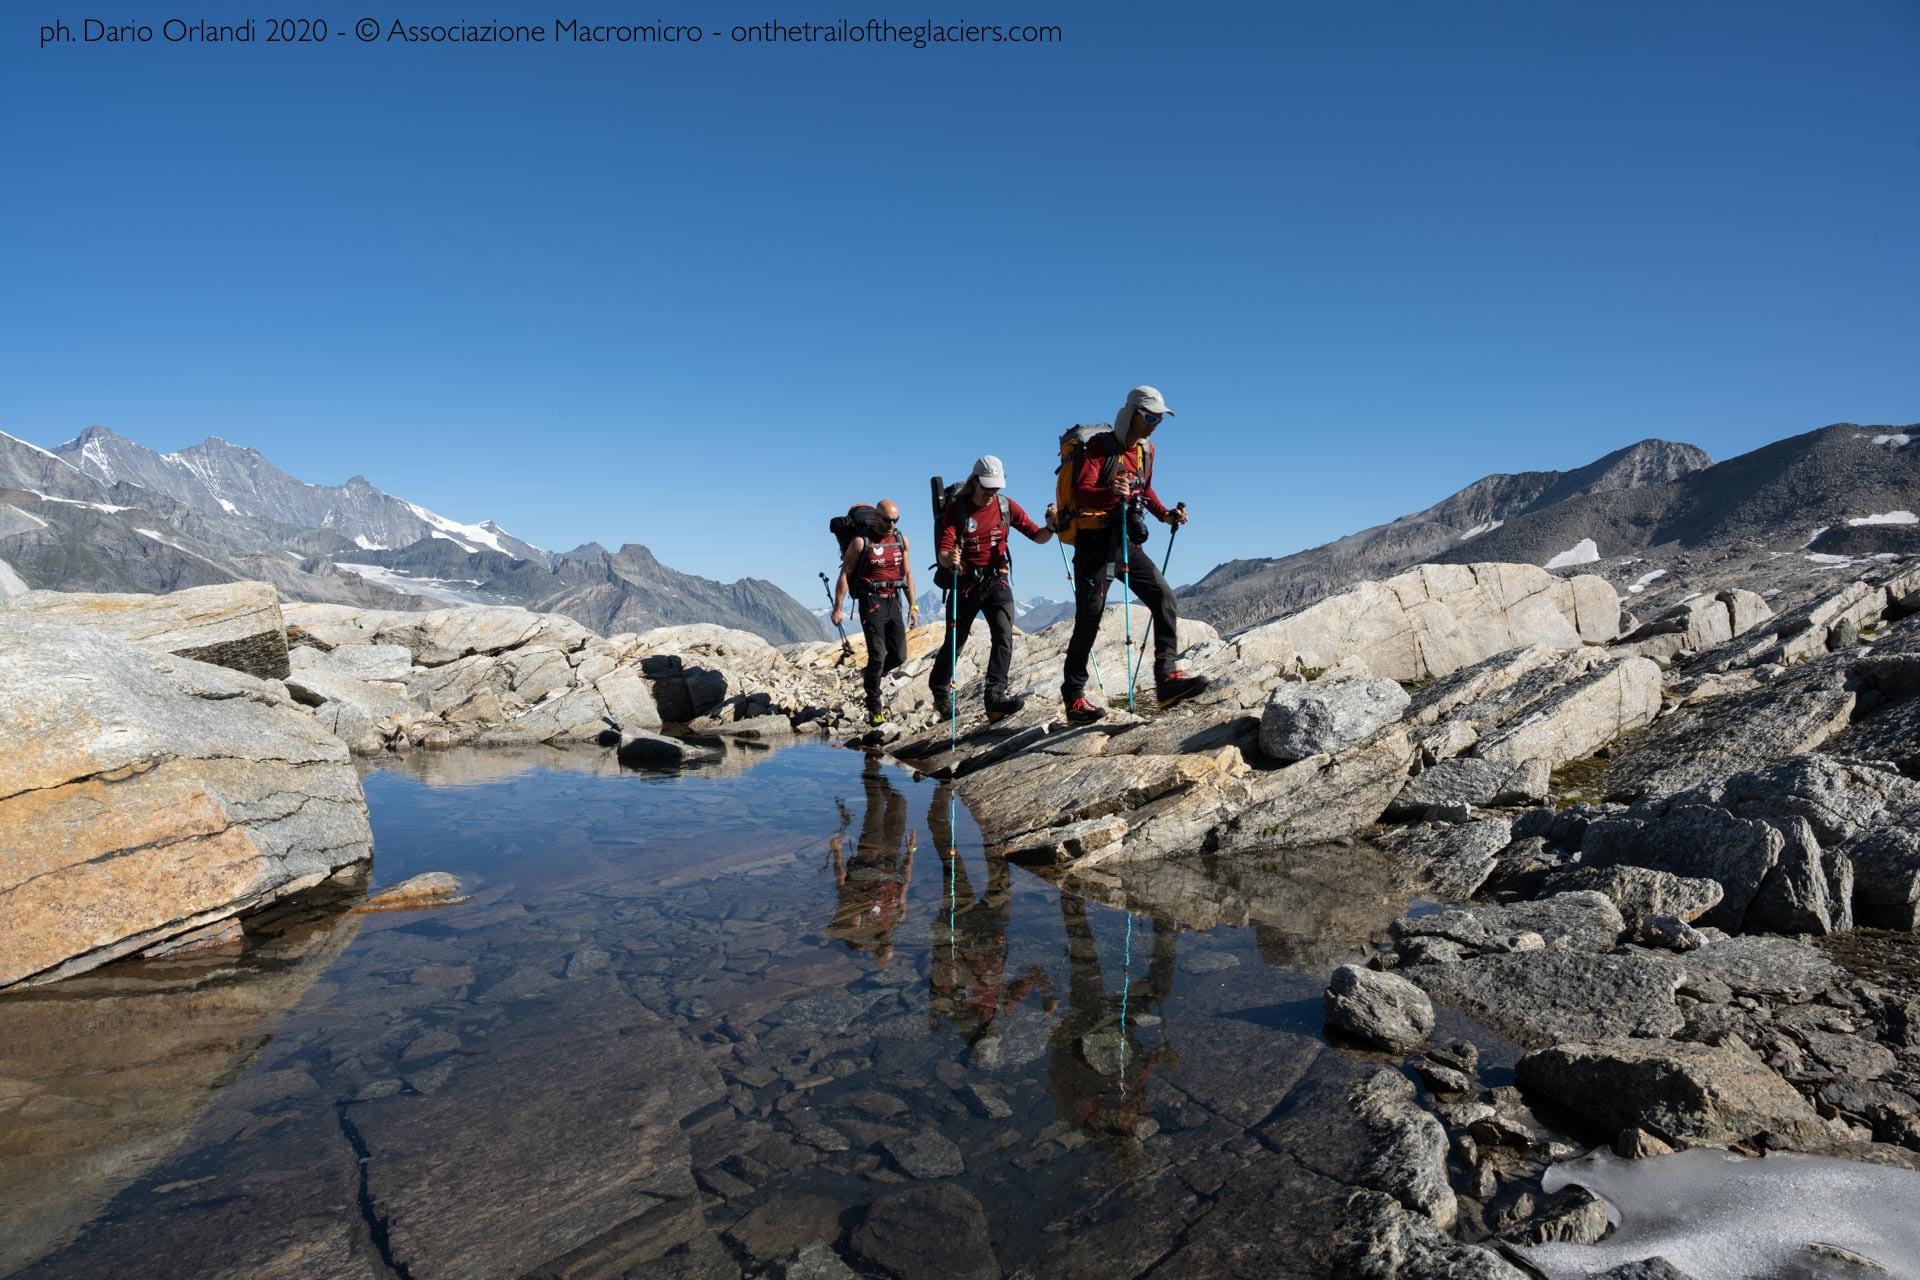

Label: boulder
[1681,755,1920,930]
[1388,756,1550,816]
[288,642,413,682]
[1472,655,1663,771]
[0,614,373,988]
[1325,964,1436,1051]
[1605,656,1858,801]
[1535,865,1725,929]
[1516,1038,1828,1149]
[1215,726,1416,850]
[616,729,723,769]
[285,669,421,754]
[1352,1070,1458,1229]
[1375,818,1514,902]
[1408,949,1683,1047]
[4,580,291,679]
[1580,806,1784,933]
[1408,644,1567,727]
[1225,564,1618,682]
[1259,677,1411,762]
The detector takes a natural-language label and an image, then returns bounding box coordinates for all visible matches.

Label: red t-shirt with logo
[858,530,907,589]
[937,497,1043,567]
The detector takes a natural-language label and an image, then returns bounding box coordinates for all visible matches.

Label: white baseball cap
[971,455,1007,487]
[1125,386,1175,417]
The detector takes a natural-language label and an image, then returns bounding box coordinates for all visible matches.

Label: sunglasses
[1137,410,1164,426]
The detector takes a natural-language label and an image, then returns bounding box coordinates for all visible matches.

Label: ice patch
[1519,1147,1920,1279]
[1544,538,1600,569]
[0,556,27,596]
[3,504,49,529]
[354,535,388,551]
[25,490,131,514]
[1873,434,1912,446]
[334,561,485,605]
[1848,511,1918,526]
[1806,553,1856,566]
[80,436,115,483]
[1627,568,1668,594]
[1458,519,1503,542]
[216,497,238,514]
[1802,526,1830,548]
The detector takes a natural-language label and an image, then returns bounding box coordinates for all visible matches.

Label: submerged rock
[852,1184,999,1280]
[355,872,463,912]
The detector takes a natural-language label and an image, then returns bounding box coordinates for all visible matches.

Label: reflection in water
[927,784,1055,1056]
[825,755,916,966]
[1050,894,1180,1179]
[7,744,1442,1280]
[0,906,364,1275]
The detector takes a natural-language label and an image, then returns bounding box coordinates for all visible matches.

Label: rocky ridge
[9,541,1920,1273]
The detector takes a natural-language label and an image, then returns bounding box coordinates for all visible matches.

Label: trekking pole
[819,571,852,660]
[1055,538,1107,696]
[1121,505,1135,713]
[1129,504,1184,691]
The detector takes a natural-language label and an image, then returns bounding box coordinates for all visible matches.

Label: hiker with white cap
[1057,386,1206,724]
[929,455,1056,722]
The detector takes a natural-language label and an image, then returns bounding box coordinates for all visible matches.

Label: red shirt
[1072,435,1168,520]
[857,530,906,588]
[937,496,1044,567]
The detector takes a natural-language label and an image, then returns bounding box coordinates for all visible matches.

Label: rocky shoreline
[6,553,1920,1275]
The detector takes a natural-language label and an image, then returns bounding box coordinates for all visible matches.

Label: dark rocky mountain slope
[1185,439,1711,631]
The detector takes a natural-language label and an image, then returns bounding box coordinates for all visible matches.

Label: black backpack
[930,479,1012,591]
[830,504,882,557]
[831,504,902,597]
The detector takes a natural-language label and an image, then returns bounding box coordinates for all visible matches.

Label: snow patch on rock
[1545,538,1601,569]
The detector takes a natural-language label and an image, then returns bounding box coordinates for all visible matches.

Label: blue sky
[3,0,1915,604]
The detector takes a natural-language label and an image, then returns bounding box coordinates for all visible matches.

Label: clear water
[1,740,1454,1279]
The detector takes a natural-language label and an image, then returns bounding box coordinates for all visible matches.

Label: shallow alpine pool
[4,739,1486,1279]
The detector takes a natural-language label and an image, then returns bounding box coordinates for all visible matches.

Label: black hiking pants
[929,574,1017,705]
[858,589,907,712]
[1061,524,1178,704]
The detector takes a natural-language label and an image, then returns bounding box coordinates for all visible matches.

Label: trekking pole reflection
[1048,891,1179,1178]
[926,784,1053,1059]
[824,757,915,967]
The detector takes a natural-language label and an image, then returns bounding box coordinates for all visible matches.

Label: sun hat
[971,455,1007,487]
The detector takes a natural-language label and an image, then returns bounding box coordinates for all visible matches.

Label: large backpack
[930,480,1011,590]
[1054,425,1154,546]
[830,504,898,596]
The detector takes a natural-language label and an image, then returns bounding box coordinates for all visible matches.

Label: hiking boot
[1064,696,1106,725]
[931,690,952,719]
[867,708,890,728]
[1156,671,1209,707]
[985,693,1027,723]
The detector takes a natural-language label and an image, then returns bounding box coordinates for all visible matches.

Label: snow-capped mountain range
[55,426,549,562]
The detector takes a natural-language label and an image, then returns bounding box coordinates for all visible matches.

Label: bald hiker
[831,499,919,727]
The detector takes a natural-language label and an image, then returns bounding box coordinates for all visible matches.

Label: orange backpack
[1053,425,1153,546]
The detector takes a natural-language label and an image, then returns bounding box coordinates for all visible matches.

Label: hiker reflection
[1048,892,1179,1176]
[826,757,916,967]
[926,785,1053,1055]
